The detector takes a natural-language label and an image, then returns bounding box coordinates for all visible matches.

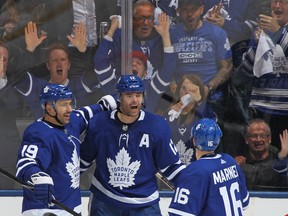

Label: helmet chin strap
[118,107,134,118]
[46,108,64,126]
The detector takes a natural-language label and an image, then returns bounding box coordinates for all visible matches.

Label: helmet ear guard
[39,84,76,110]
[192,118,222,151]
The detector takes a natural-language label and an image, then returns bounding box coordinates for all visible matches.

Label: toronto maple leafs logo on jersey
[176,140,194,165]
[107,148,141,190]
[178,127,187,136]
[65,139,80,189]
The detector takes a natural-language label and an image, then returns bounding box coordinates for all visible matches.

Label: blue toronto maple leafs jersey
[170,21,232,84]
[163,102,216,165]
[168,153,250,216]
[16,104,104,214]
[80,110,186,209]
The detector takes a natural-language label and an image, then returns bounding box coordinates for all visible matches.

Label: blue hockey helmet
[39,84,75,109]
[116,75,145,93]
[191,118,222,151]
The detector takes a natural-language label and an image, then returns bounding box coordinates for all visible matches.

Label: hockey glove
[97,95,117,111]
[29,172,54,207]
[168,94,194,122]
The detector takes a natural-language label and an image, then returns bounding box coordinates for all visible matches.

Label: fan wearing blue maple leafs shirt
[80,75,186,216]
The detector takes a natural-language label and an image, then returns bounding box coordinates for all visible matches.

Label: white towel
[203,7,231,20]
[253,31,275,78]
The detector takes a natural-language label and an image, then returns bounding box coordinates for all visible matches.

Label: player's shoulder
[178,159,208,181]
[219,153,236,162]
[87,110,113,129]
[23,119,56,137]
[143,110,167,123]
[140,111,170,132]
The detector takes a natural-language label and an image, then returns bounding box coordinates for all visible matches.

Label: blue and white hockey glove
[168,94,194,122]
[97,95,117,111]
[29,172,54,207]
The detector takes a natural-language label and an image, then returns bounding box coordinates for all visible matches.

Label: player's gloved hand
[97,95,117,111]
[29,172,54,207]
[168,94,194,122]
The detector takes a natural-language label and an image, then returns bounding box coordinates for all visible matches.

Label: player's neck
[117,109,139,124]
[196,150,215,160]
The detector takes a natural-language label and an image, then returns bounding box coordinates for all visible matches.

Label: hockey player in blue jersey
[168,118,250,216]
[15,84,117,216]
[80,74,186,215]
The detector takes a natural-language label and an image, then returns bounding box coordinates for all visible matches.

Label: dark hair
[178,0,204,9]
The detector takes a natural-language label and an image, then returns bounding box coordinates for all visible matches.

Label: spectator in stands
[241,0,288,150]
[14,22,101,119]
[20,0,117,78]
[161,0,232,123]
[235,118,288,191]
[44,0,117,78]
[0,0,20,42]
[110,0,169,79]
[0,0,117,79]
[203,0,259,67]
[0,41,24,189]
[0,0,32,72]
[0,0,40,47]
[163,74,216,165]
[94,11,176,112]
[273,129,288,175]
[118,0,178,25]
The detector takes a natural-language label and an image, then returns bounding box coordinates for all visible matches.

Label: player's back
[168,153,249,216]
